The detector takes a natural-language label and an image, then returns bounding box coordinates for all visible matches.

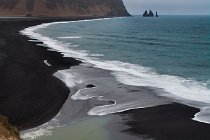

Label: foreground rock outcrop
[0,0,130,17]
[0,115,21,140]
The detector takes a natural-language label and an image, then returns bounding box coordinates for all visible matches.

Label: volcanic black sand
[1,17,210,140]
[118,103,210,140]
[0,17,88,130]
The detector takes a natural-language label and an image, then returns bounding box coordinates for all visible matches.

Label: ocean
[20,16,210,139]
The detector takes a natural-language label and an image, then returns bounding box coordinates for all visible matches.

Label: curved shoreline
[1,17,210,140]
[21,16,210,124]
[20,17,210,140]
[0,17,86,130]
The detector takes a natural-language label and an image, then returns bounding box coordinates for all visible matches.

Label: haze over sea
[21,16,210,139]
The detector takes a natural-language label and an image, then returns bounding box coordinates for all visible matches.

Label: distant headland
[0,0,130,17]
[143,10,158,17]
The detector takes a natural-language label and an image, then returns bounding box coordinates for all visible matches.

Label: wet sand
[1,17,210,140]
[0,17,85,130]
[118,103,210,140]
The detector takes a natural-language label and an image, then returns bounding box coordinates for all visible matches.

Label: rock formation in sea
[143,10,154,17]
[0,115,21,140]
[0,0,130,17]
[143,10,148,17]
[148,10,154,17]
[156,11,158,17]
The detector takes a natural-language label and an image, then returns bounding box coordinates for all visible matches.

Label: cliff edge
[0,0,130,17]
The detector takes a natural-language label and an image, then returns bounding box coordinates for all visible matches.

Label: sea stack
[148,10,154,17]
[143,10,154,17]
[143,10,148,17]
[156,12,158,17]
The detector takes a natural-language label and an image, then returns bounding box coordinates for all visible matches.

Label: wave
[20,18,210,125]
[90,53,104,57]
[44,60,52,66]
[20,113,60,139]
[58,36,82,39]
[193,107,210,124]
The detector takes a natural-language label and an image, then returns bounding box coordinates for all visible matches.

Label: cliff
[0,115,21,140]
[0,0,130,17]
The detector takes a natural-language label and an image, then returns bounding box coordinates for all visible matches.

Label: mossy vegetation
[0,115,21,140]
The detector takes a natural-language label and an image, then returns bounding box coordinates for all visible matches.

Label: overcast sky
[123,0,210,15]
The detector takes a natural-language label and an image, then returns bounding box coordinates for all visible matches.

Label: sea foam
[44,60,52,66]
[20,18,210,125]
[58,36,82,39]
[20,113,60,139]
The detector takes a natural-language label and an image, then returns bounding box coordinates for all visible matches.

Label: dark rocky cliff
[0,0,130,17]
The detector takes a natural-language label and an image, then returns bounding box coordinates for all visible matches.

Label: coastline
[1,16,210,140]
[0,17,88,130]
[117,103,210,140]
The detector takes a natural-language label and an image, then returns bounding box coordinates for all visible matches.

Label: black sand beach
[1,17,210,140]
[0,17,84,130]
[119,103,210,140]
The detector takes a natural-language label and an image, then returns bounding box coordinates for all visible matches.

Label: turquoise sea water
[22,16,210,139]
[32,15,210,112]
[39,16,210,85]
[21,15,210,140]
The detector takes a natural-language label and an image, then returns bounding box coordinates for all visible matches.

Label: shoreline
[25,17,210,140]
[0,17,88,130]
[1,16,210,140]
[117,103,210,140]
